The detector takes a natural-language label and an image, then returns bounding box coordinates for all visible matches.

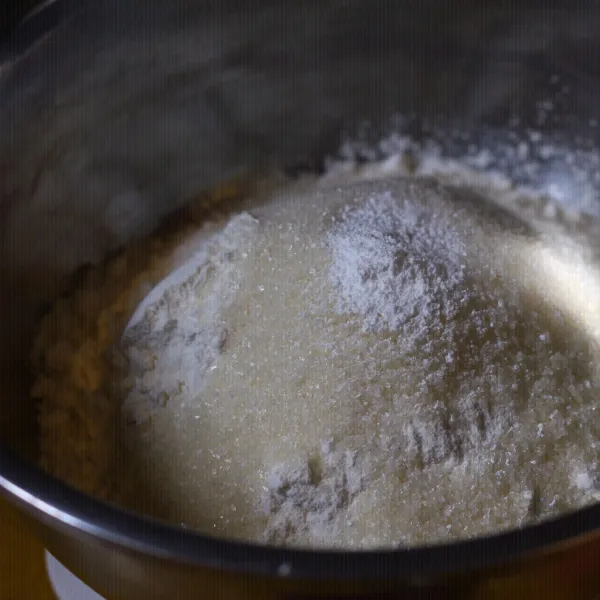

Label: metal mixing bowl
[0,1,599,598]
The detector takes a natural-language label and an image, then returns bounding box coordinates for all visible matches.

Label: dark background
[1,0,42,40]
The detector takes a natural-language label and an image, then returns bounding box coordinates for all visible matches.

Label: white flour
[32,151,600,549]
[328,190,468,335]
[118,213,260,428]
[264,440,367,545]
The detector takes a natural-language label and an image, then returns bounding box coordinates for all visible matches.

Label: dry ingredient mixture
[32,146,600,550]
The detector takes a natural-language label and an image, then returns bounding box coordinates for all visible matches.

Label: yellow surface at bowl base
[0,497,54,599]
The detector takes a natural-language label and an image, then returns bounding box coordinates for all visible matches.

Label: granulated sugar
[32,154,600,549]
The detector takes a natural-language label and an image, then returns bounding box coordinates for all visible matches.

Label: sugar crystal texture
[33,155,600,550]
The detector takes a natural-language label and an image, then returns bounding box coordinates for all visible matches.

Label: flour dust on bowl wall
[32,139,600,550]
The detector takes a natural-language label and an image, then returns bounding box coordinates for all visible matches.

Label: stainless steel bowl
[0,1,599,598]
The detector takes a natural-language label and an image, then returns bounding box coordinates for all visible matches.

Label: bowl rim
[1,442,599,580]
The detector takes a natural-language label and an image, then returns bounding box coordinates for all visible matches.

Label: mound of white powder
[32,164,600,549]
